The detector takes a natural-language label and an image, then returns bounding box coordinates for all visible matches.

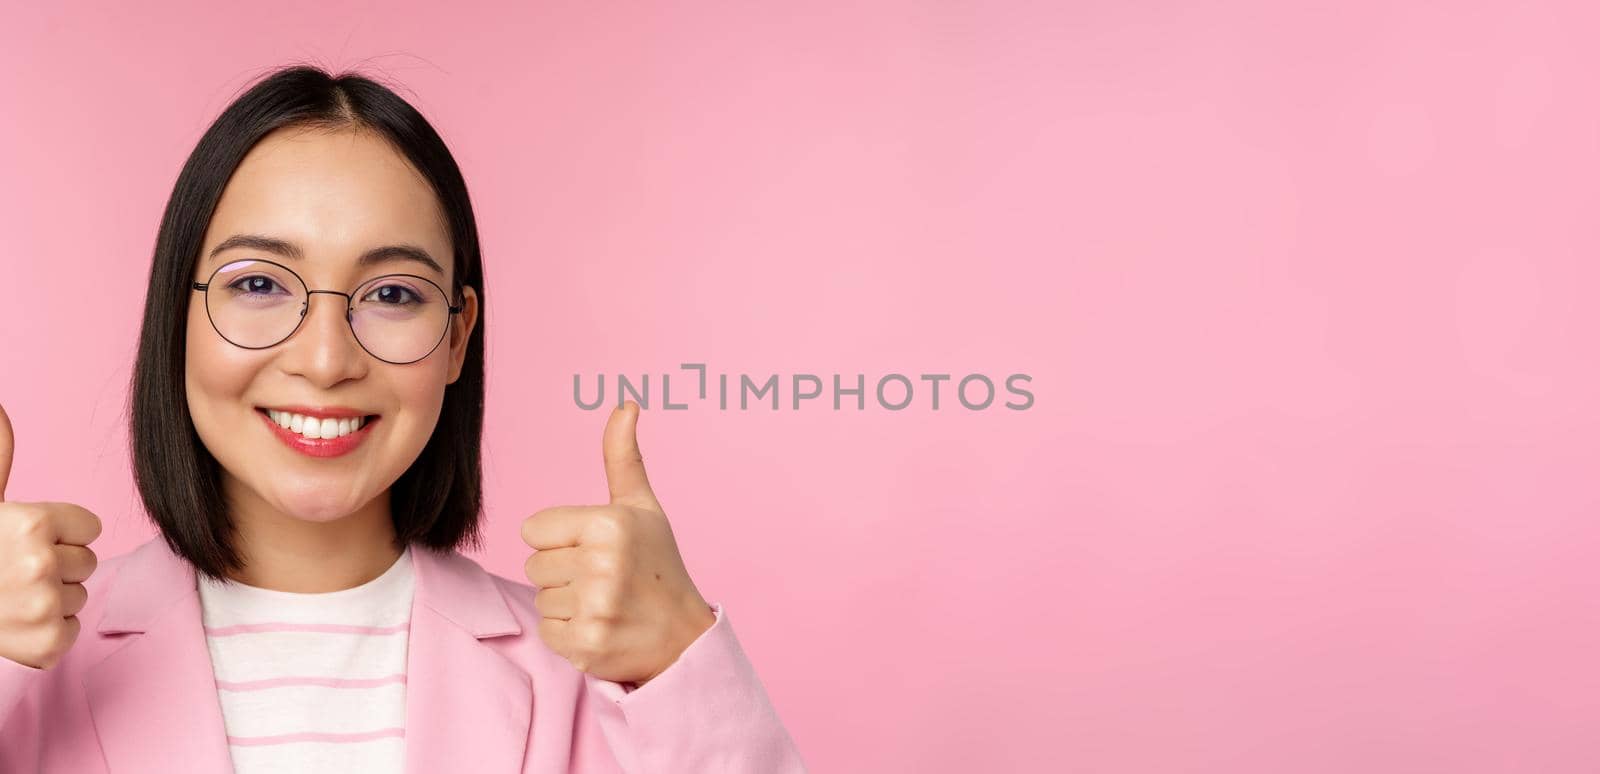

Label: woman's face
[185,126,479,525]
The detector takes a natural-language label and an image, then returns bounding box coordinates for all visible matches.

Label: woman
[0,64,806,773]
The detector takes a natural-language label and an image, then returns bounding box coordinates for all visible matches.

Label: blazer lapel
[403,546,532,773]
[83,537,234,773]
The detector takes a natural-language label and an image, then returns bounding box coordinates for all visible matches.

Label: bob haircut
[129,63,487,582]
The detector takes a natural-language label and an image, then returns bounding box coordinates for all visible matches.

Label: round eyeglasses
[191,258,465,365]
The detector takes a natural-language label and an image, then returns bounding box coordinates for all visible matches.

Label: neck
[219,478,403,593]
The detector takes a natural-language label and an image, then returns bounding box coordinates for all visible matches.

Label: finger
[524,545,583,588]
[521,505,594,551]
[0,402,13,501]
[533,583,578,620]
[537,617,574,662]
[51,503,102,547]
[603,401,656,507]
[53,544,98,584]
[59,582,87,618]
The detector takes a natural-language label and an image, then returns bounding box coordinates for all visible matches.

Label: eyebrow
[207,234,447,276]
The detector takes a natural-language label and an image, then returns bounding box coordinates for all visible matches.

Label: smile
[254,407,381,458]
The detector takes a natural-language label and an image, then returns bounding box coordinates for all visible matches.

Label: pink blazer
[0,536,807,772]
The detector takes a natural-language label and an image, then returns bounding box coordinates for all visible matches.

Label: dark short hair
[128,63,487,581]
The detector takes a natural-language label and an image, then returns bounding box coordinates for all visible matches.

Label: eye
[362,283,422,305]
[227,275,288,295]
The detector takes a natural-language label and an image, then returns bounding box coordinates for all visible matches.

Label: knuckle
[23,590,58,623]
[21,549,58,582]
[577,618,612,651]
[13,505,48,537]
[585,549,621,577]
[591,598,620,621]
[582,584,621,619]
[613,506,641,529]
[589,511,626,541]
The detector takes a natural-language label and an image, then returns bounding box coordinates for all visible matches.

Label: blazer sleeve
[576,602,808,773]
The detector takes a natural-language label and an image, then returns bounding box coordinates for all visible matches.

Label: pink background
[2,2,1596,771]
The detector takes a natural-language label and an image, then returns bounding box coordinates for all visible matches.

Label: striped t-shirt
[197,545,415,772]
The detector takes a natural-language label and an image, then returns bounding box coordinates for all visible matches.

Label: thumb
[0,402,12,502]
[603,401,657,507]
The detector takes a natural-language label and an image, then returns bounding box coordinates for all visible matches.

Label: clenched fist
[521,401,716,686]
[0,403,103,671]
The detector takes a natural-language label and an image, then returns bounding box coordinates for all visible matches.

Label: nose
[278,290,369,388]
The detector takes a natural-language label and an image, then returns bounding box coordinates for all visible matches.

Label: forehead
[200,127,451,278]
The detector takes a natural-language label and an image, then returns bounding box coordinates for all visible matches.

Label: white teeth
[264,410,368,440]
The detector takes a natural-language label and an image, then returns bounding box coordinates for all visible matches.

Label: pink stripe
[204,621,409,637]
[228,728,406,747]
[216,674,407,691]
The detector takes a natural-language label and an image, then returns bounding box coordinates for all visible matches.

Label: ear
[446,285,479,385]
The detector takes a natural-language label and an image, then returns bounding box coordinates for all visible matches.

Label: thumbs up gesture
[0,403,104,671]
[521,401,716,686]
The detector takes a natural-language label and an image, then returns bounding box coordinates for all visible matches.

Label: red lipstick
[256,408,379,458]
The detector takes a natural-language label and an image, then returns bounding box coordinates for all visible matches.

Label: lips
[255,407,380,458]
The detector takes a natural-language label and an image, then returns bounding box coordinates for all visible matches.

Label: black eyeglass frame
[191,257,466,365]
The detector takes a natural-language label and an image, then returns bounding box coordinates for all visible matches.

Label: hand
[521,401,716,686]
[0,403,103,671]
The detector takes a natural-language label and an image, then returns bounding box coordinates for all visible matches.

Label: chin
[263,482,371,524]
[279,503,360,524]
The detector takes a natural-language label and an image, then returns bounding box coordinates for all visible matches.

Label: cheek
[184,305,260,429]
[377,360,451,457]
[388,364,449,424]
